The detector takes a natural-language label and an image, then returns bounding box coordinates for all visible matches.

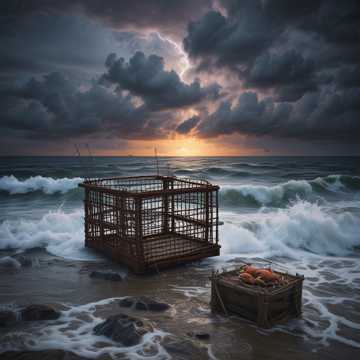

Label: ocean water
[0,156,360,355]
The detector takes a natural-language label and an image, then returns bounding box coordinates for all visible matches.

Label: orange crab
[255,269,280,283]
[242,265,259,276]
[239,272,255,284]
[242,265,281,284]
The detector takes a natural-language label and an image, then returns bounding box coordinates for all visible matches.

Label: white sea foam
[221,180,313,206]
[262,258,360,349]
[220,200,360,258]
[0,298,170,359]
[0,199,359,261]
[170,285,209,298]
[0,209,97,260]
[0,175,83,194]
[220,174,360,206]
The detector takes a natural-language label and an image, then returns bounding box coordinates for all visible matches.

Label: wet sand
[1,249,359,359]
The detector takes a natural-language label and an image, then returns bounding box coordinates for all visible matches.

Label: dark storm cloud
[335,66,360,88]
[0,11,191,83]
[103,52,221,110]
[183,0,360,143]
[0,50,219,141]
[0,71,170,140]
[183,1,325,101]
[176,116,200,134]
[184,0,360,86]
[244,50,317,102]
[0,0,359,153]
[0,0,211,39]
[0,13,117,82]
[196,89,360,141]
[184,0,323,69]
[0,0,222,146]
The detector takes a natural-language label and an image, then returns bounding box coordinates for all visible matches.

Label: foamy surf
[1,174,359,202]
[0,199,359,260]
[171,257,360,350]
[220,174,360,207]
[0,208,97,260]
[220,200,360,258]
[0,175,83,195]
[259,258,360,349]
[0,298,170,359]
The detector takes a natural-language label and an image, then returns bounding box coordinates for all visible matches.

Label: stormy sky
[1,0,359,155]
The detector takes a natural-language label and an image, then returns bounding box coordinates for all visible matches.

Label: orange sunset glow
[94,136,261,157]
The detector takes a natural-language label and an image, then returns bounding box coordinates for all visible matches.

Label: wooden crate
[79,175,221,273]
[210,266,304,328]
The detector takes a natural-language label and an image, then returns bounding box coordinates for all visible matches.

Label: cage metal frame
[79,175,220,273]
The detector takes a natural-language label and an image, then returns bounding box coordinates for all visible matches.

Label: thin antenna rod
[75,143,81,158]
[154,147,159,176]
[86,143,95,180]
[75,144,90,181]
[86,143,92,158]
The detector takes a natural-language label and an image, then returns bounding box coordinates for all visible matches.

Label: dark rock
[186,331,210,340]
[93,313,151,346]
[162,335,209,360]
[89,271,123,281]
[135,296,170,311]
[0,310,17,326]
[118,297,134,308]
[15,255,33,267]
[119,296,170,311]
[21,304,61,321]
[0,256,21,269]
[0,350,90,360]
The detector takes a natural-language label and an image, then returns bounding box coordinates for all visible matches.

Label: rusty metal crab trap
[79,175,221,273]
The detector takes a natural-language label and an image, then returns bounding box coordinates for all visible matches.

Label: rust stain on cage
[79,175,221,273]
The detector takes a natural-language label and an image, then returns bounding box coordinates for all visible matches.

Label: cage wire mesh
[79,175,220,273]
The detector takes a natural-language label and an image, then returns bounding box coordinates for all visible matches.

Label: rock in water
[162,335,209,360]
[0,256,21,270]
[21,305,61,321]
[0,350,90,360]
[118,297,134,308]
[89,271,123,281]
[119,296,170,311]
[93,313,151,346]
[14,255,33,267]
[186,331,210,340]
[0,310,17,326]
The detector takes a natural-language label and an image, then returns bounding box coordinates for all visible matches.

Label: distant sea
[0,156,360,352]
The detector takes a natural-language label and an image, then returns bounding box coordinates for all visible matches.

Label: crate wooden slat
[210,267,304,328]
[79,175,221,273]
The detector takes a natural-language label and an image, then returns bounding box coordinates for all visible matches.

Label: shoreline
[1,249,359,359]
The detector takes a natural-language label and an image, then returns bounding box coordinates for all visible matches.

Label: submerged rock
[0,256,21,270]
[118,297,134,308]
[89,271,123,281]
[162,335,209,360]
[21,304,61,321]
[14,255,33,267]
[93,313,151,346]
[186,331,210,340]
[0,310,17,326]
[0,350,90,360]
[119,296,170,311]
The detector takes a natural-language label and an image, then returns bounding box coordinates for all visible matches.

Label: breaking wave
[220,200,360,258]
[3,174,358,200]
[0,200,358,260]
[0,175,83,195]
[220,175,360,207]
[0,209,96,260]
